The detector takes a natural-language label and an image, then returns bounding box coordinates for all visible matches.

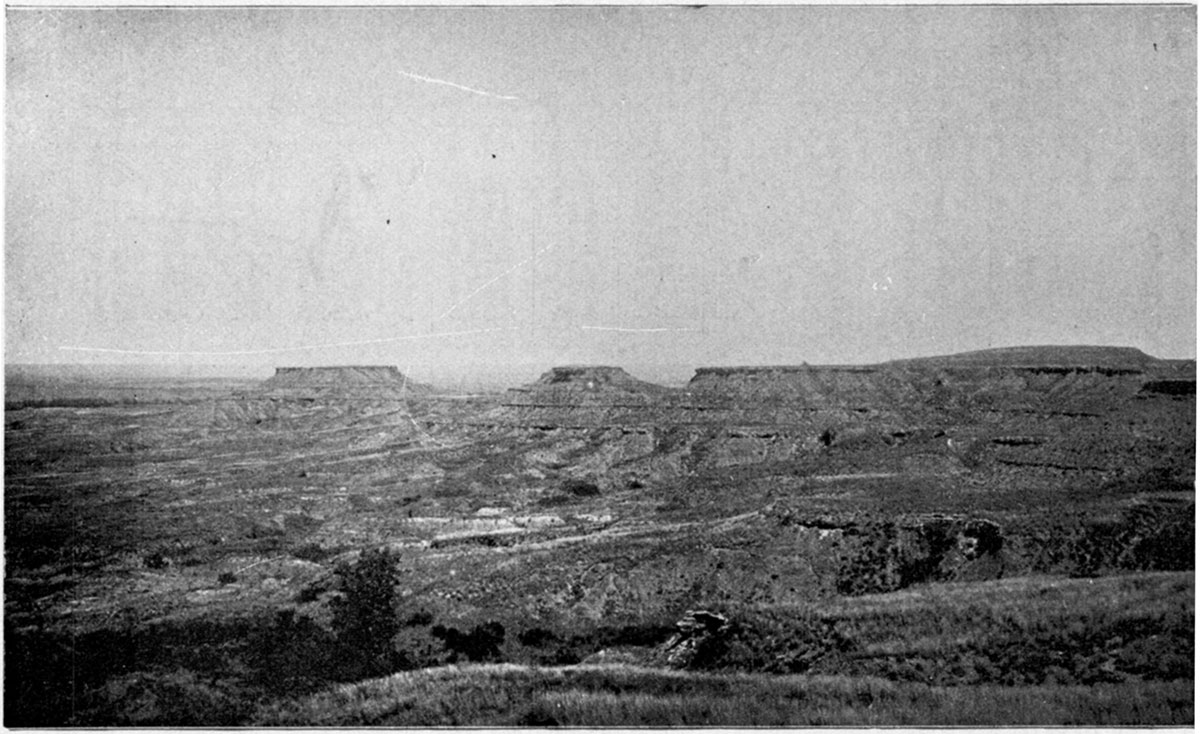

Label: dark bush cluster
[836,521,953,596]
[538,478,603,507]
[432,621,507,662]
[836,519,1007,596]
[563,479,602,497]
[1027,501,1195,577]
[513,623,677,666]
[292,542,336,563]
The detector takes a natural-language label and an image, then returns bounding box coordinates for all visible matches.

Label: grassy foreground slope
[256,571,1193,726]
[255,664,1192,727]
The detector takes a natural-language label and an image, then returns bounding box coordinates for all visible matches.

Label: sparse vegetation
[4,355,1193,725]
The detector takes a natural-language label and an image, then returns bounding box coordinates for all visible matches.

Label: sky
[6,6,1196,380]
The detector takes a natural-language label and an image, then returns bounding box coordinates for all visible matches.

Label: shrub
[836,519,1002,595]
[836,522,904,595]
[563,479,602,497]
[1026,501,1195,576]
[144,551,169,570]
[293,542,334,562]
[432,621,506,662]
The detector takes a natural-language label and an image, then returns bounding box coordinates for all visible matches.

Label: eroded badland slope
[5,349,1194,725]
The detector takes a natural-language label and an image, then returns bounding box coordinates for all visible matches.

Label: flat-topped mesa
[887,345,1158,374]
[683,345,1189,418]
[261,366,432,393]
[496,365,675,426]
[529,365,671,394]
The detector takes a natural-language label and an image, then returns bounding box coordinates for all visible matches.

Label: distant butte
[886,345,1163,370]
[532,365,670,393]
[262,365,433,394]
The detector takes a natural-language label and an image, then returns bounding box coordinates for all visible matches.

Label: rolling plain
[4,346,1195,725]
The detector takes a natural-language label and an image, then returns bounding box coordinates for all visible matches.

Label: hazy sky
[7,6,1196,376]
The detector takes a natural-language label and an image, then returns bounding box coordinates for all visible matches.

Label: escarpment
[496,347,1192,426]
[488,348,1194,481]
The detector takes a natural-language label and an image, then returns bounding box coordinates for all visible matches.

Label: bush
[563,479,602,497]
[432,622,506,662]
[1026,501,1195,576]
[144,551,169,570]
[836,519,1003,595]
[293,542,335,562]
[510,622,678,667]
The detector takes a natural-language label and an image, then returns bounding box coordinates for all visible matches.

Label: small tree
[331,548,402,676]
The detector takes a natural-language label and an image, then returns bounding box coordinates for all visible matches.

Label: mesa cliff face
[497,347,1193,427]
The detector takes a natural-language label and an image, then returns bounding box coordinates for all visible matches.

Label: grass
[253,662,1194,726]
[812,571,1193,640]
[693,572,1194,685]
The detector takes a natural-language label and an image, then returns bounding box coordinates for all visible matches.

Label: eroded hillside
[5,347,1194,725]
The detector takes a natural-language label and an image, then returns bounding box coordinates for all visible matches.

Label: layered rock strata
[492,347,1195,478]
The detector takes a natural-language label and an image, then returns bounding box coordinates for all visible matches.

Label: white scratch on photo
[440,243,555,319]
[580,326,699,333]
[398,70,519,101]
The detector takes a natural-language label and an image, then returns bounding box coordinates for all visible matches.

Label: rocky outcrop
[659,610,732,668]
